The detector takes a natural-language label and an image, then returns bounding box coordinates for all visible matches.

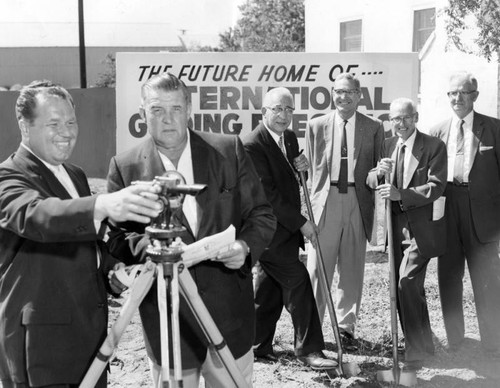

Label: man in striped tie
[430,71,500,357]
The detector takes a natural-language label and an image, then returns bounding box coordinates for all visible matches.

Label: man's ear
[414,112,419,123]
[139,107,146,121]
[18,119,29,138]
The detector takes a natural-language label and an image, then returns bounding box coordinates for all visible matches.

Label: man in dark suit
[305,73,384,349]
[367,97,447,369]
[430,71,500,355]
[242,87,336,370]
[0,81,162,388]
[106,72,276,387]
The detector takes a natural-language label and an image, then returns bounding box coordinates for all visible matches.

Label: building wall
[0,88,116,178]
[305,0,499,129]
[0,46,183,89]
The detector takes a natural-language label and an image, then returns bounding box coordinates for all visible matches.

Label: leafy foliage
[219,0,305,52]
[444,0,500,61]
[94,53,116,88]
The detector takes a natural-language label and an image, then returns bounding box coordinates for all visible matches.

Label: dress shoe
[298,351,338,370]
[254,352,278,362]
[340,331,358,351]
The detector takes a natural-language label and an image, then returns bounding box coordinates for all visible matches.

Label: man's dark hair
[141,72,191,105]
[16,80,75,123]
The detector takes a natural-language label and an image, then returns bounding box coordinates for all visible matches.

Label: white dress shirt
[158,130,199,237]
[447,111,474,183]
[395,129,417,189]
[331,113,355,183]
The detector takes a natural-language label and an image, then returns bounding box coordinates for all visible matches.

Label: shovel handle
[299,171,345,375]
[384,172,401,377]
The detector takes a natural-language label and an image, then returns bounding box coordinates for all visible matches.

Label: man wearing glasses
[367,98,447,369]
[430,71,500,356]
[243,87,336,369]
[305,72,384,351]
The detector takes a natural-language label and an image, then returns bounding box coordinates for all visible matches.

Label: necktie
[338,120,348,193]
[396,144,405,189]
[453,120,465,184]
[278,135,287,158]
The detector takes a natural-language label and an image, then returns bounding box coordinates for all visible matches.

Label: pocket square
[479,145,493,152]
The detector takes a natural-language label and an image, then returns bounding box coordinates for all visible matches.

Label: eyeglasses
[333,89,359,96]
[447,90,477,98]
[266,106,294,115]
[389,114,416,124]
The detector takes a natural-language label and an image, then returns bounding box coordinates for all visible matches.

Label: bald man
[242,87,336,370]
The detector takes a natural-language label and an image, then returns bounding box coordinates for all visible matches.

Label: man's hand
[377,158,394,180]
[300,220,318,249]
[215,240,250,270]
[94,183,163,224]
[108,262,128,294]
[376,183,402,201]
[293,153,309,172]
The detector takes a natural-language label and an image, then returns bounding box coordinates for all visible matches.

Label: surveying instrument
[80,171,249,388]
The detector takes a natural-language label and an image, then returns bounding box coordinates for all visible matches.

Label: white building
[0,0,243,88]
[305,0,499,130]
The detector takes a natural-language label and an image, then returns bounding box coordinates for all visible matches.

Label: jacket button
[98,303,105,308]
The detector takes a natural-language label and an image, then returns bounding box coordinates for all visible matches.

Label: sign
[116,52,419,153]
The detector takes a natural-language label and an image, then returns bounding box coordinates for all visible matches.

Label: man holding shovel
[243,87,336,370]
[367,98,447,370]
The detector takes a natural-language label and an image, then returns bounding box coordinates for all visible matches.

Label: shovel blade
[324,362,361,380]
[376,369,417,387]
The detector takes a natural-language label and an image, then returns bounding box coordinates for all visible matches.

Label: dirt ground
[85,179,500,387]
[105,250,500,388]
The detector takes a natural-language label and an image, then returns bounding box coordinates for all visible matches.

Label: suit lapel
[260,125,296,179]
[64,164,90,197]
[353,112,364,167]
[470,111,483,167]
[190,130,210,238]
[140,136,166,180]
[14,146,73,199]
[325,113,335,175]
[405,130,424,189]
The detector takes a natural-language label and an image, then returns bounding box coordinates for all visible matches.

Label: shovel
[299,171,361,378]
[376,172,416,387]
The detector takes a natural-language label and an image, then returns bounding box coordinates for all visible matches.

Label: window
[413,8,435,52]
[340,19,362,52]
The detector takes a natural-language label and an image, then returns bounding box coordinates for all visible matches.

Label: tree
[94,53,116,88]
[444,0,500,61]
[219,0,305,52]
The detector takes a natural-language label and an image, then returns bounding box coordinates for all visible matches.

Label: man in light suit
[430,71,500,355]
[305,72,384,349]
[368,97,447,368]
[0,81,162,388]
[106,72,276,387]
[243,87,336,370]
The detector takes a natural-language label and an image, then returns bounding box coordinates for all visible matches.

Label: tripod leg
[171,263,183,384]
[156,264,171,387]
[79,262,156,388]
[178,268,250,388]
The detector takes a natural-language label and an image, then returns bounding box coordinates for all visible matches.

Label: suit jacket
[367,130,448,258]
[0,146,112,386]
[306,110,384,239]
[430,111,500,243]
[242,124,306,258]
[106,132,276,369]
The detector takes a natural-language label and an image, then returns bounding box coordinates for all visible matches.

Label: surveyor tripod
[80,172,249,388]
